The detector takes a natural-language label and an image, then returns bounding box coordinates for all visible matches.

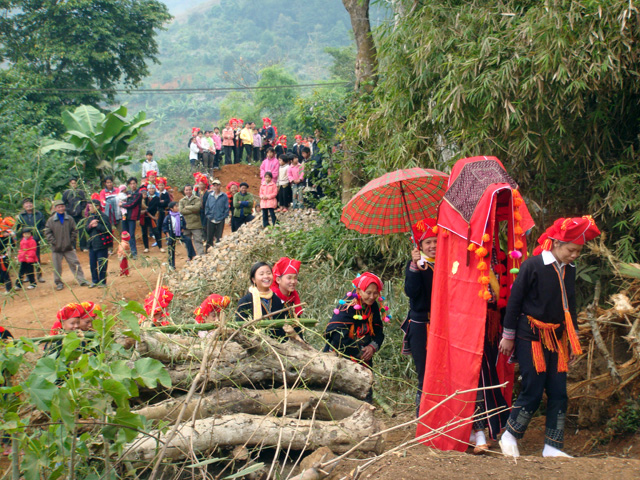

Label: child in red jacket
[16,227,38,289]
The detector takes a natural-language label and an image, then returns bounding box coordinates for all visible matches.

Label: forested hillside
[121,0,377,155]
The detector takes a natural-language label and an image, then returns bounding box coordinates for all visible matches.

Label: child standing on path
[499,216,601,458]
[276,155,291,212]
[16,227,38,289]
[288,154,305,209]
[260,172,278,228]
[260,147,280,181]
[162,201,186,269]
[118,231,131,277]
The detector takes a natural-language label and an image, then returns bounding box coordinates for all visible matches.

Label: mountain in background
[119,0,389,157]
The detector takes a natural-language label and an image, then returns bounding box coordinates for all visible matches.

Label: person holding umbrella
[402,218,438,417]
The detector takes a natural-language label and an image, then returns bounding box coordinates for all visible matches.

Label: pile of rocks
[166,209,323,295]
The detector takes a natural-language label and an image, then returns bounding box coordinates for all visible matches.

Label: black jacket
[324,292,385,358]
[16,210,46,242]
[84,212,113,251]
[62,188,87,217]
[404,260,434,323]
[503,254,577,341]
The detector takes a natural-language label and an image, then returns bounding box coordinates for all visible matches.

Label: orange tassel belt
[527,314,582,373]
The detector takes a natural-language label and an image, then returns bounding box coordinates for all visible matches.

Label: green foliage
[254,65,299,120]
[0,0,171,130]
[603,396,640,441]
[41,105,154,180]
[0,303,170,479]
[157,152,197,191]
[343,0,640,261]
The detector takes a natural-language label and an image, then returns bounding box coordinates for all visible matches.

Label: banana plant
[40,104,153,178]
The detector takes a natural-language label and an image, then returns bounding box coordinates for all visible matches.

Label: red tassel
[565,310,583,355]
[531,341,546,373]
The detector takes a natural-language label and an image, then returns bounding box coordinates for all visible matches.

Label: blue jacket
[205,191,230,223]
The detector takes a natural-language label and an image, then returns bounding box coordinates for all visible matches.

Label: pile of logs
[123,325,385,471]
[571,279,640,427]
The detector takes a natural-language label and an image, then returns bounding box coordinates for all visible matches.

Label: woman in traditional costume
[498,216,600,458]
[402,219,437,416]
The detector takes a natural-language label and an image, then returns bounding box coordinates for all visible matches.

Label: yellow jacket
[240,127,254,145]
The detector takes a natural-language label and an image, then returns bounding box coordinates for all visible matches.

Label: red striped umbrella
[341,168,449,236]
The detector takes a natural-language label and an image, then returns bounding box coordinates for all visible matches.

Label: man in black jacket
[62,178,88,251]
[16,198,46,283]
[84,200,112,287]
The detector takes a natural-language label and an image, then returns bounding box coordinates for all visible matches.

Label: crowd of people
[0,117,326,292]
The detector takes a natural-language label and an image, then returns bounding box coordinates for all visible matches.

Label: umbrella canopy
[341,168,449,236]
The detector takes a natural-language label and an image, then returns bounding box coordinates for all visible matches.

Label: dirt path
[0,163,262,337]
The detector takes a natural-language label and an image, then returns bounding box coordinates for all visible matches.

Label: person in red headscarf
[275,135,287,157]
[401,218,438,416]
[498,216,601,458]
[117,231,131,276]
[291,134,304,161]
[324,272,390,401]
[260,117,276,159]
[140,286,174,326]
[271,257,303,318]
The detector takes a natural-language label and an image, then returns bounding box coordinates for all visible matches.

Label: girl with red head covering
[270,257,303,318]
[401,218,438,416]
[324,272,391,402]
[499,216,601,458]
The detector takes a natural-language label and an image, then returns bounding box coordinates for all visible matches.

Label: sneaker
[143,248,149,253]
[88,283,97,289]
[160,248,166,253]
[151,242,158,247]
[27,284,36,290]
[82,249,89,253]
[38,276,46,283]
[79,281,90,287]
[55,284,64,291]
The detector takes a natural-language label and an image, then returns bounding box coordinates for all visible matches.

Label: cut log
[135,387,365,422]
[146,332,373,400]
[124,404,384,463]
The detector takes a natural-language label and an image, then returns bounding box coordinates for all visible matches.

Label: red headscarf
[140,286,174,326]
[412,218,438,243]
[353,272,383,292]
[193,172,209,187]
[191,127,200,136]
[226,181,240,191]
[272,257,301,279]
[533,216,601,255]
[194,294,231,324]
[121,231,131,241]
[262,117,272,127]
[156,177,167,186]
[52,302,101,334]
[146,170,158,178]
[277,135,287,149]
[294,134,302,141]
[271,257,303,317]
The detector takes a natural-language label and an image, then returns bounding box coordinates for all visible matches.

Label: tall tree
[340,0,379,202]
[0,0,171,129]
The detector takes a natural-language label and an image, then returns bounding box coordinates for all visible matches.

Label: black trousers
[203,151,213,170]
[405,320,428,415]
[205,221,225,250]
[17,262,36,286]
[277,185,292,208]
[214,150,222,168]
[262,208,277,227]
[243,144,253,163]
[156,212,165,248]
[231,215,254,232]
[89,248,109,285]
[233,145,241,164]
[224,146,233,165]
[140,220,158,249]
[0,261,11,291]
[167,238,176,268]
[253,147,261,163]
[506,337,568,449]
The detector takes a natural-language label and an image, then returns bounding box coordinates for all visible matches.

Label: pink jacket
[288,163,304,183]
[212,133,222,150]
[259,182,278,209]
[18,236,38,263]
[222,127,235,147]
[260,157,280,180]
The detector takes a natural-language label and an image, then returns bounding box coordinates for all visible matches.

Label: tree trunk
[137,332,374,400]
[124,404,384,463]
[341,0,378,203]
[342,0,377,92]
[135,387,365,423]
